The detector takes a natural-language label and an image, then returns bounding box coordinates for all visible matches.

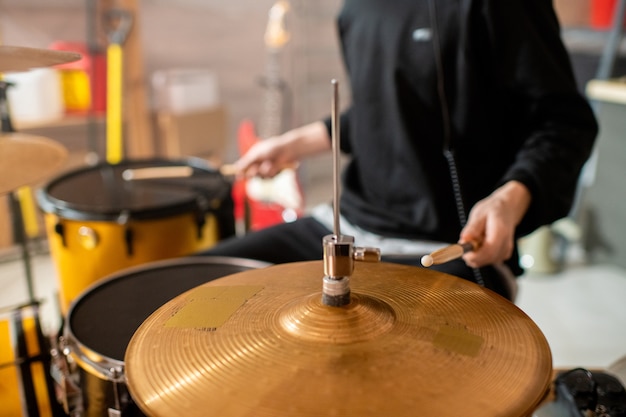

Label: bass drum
[37,158,235,314]
[61,257,270,417]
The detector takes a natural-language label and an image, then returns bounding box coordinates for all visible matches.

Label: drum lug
[195,211,206,240]
[50,336,84,416]
[117,210,134,257]
[108,367,128,417]
[195,196,209,240]
[124,228,134,257]
[54,221,67,247]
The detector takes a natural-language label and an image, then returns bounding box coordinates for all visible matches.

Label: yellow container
[59,69,91,112]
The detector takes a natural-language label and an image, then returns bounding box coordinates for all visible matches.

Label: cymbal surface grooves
[126,261,552,417]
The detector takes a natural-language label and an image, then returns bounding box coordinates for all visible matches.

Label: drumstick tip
[219,164,237,177]
[420,254,434,267]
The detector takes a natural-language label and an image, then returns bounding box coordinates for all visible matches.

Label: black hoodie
[323,0,597,259]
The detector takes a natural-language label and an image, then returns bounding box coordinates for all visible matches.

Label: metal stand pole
[9,192,36,303]
[596,0,626,80]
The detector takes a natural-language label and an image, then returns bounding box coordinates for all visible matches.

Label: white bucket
[4,68,64,124]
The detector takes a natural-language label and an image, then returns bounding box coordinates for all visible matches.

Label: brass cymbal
[0,45,81,73]
[126,261,553,417]
[0,133,67,195]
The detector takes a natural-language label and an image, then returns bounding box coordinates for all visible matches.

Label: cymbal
[0,45,81,73]
[126,261,553,417]
[0,133,68,195]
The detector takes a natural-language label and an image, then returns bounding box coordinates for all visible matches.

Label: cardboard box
[152,69,220,114]
[156,106,228,165]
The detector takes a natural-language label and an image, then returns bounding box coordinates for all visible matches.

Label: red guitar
[233,0,304,232]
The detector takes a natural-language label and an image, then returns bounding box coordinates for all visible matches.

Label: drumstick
[122,163,299,181]
[420,241,478,267]
[122,164,243,181]
[219,162,300,177]
[218,163,239,177]
[122,166,194,180]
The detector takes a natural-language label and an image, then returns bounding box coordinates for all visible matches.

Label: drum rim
[36,157,230,221]
[63,256,272,381]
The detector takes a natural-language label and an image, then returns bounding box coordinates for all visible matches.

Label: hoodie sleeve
[485,0,598,235]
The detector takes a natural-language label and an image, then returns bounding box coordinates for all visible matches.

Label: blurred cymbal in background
[0,133,68,195]
[0,45,81,73]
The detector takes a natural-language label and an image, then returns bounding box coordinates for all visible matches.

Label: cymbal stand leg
[9,192,36,304]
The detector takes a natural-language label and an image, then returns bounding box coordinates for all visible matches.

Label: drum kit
[2,48,555,417]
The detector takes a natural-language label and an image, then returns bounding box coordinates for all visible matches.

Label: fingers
[232,138,277,178]
[233,138,298,179]
[460,203,515,268]
[461,181,530,267]
[231,122,330,178]
[462,231,514,268]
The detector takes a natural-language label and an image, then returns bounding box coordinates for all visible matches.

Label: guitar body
[233,1,305,233]
[232,119,304,232]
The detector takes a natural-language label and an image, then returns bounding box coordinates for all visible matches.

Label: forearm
[279,121,332,160]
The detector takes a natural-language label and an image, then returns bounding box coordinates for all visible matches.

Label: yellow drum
[37,158,235,314]
[0,302,60,417]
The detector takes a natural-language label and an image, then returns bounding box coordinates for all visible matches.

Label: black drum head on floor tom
[66,257,268,362]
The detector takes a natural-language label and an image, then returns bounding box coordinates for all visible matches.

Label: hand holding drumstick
[421,181,532,268]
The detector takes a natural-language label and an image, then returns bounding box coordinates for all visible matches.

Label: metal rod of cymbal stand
[322,81,380,306]
[322,79,353,307]
[331,79,341,235]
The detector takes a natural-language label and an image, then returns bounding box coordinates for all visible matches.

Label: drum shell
[43,210,222,314]
[38,158,235,314]
[62,257,269,417]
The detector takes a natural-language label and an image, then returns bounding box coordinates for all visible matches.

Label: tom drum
[37,158,235,314]
[60,257,269,417]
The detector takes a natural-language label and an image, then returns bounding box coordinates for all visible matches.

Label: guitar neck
[258,49,288,140]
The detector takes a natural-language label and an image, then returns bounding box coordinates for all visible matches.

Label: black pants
[195,216,516,300]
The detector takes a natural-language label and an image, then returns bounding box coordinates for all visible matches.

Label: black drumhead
[37,158,231,221]
[66,257,269,362]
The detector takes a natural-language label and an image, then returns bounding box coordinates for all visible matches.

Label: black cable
[427,0,485,287]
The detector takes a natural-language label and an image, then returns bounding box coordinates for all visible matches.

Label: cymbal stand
[321,79,380,307]
[0,81,36,304]
[0,81,16,132]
